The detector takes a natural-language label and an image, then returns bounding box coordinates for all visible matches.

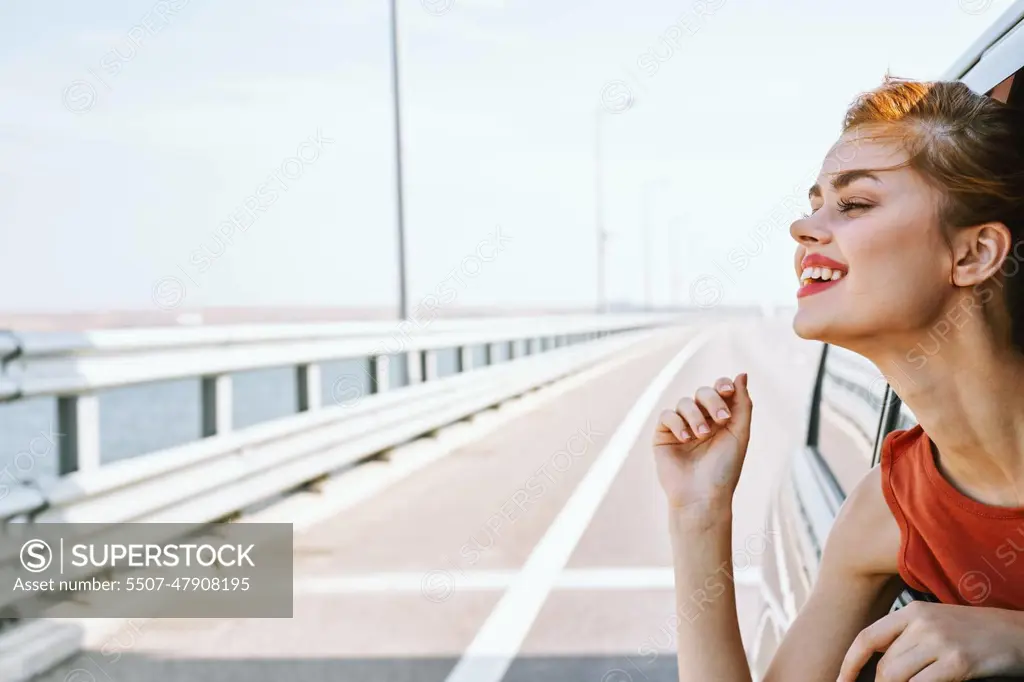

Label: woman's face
[790,130,953,347]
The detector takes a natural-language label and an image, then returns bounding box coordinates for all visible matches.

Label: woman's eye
[837,199,873,213]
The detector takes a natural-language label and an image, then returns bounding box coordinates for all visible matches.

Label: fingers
[838,611,908,682]
[714,376,735,397]
[729,372,752,418]
[674,397,710,437]
[657,373,751,446]
[655,409,690,444]
[695,386,731,424]
[672,376,740,438]
[898,658,969,682]
[873,644,939,682]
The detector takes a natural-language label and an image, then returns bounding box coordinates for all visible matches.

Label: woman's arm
[655,375,903,682]
[654,373,760,681]
[666,465,902,681]
[761,465,903,681]
[670,507,752,681]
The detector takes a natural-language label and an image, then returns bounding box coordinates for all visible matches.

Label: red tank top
[880,425,1024,608]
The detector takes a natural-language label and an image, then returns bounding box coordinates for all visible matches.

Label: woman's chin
[791,307,832,342]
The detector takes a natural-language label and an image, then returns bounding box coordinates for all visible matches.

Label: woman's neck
[857,314,1024,507]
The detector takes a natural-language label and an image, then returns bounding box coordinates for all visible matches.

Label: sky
[0,0,1017,315]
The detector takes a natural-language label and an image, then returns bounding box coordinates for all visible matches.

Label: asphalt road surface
[35,316,820,682]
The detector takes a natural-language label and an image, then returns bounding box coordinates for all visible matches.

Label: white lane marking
[292,566,763,595]
[443,333,712,682]
[295,571,516,595]
[557,565,761,590]
[559,567,675,590]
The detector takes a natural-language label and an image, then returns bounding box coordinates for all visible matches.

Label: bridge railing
[0,313,680,523]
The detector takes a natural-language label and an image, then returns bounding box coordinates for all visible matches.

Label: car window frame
[806,343,888,495]
[809,348,927,608]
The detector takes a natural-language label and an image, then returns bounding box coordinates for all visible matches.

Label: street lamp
[594,108,609,314]
[668,215,684,308]
[641,178,670,310]
[388,0,409,320]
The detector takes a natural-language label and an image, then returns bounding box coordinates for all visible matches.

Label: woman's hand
[837,601,1024,681]
[652,372,752,517]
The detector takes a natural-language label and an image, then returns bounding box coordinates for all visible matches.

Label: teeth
[799,265,847,284]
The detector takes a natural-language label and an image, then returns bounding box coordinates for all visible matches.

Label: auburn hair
[840,74,1024,351]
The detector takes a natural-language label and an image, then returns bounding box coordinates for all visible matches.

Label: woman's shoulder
[879,424,927,468]
[877,424,930,546]
[824,465,901,577]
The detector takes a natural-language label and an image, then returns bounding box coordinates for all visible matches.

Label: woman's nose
[789,213,832,246]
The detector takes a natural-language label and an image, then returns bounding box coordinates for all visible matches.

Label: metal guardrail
[0,313,676,476]
[0,314,668,397]
[0,314,680,523]
[14,328,655,526]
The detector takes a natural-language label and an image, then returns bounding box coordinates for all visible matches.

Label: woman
[654,76,1024,681]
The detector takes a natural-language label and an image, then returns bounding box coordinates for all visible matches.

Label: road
[35,316,820,682]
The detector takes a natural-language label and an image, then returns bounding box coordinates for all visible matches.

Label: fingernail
[717,409,730,419]
[697,424,710,435]
[722,383,733,391]
[680,433,691,441]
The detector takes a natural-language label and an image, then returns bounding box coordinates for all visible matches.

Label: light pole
[388,0,409,320]
[668,215,683,308]
[641,178,670,310]
[594,109,609,313]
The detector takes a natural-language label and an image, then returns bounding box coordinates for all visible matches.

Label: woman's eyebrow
[807,169,883,199]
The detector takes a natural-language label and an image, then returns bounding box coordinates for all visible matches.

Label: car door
[750,343,890,675]
[751,7,1024,676]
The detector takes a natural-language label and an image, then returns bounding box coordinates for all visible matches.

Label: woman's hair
[840,74,1024,351]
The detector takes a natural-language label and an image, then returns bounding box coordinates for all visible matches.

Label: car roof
[944,0,1024,90]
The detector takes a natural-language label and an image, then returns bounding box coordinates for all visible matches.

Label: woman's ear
[949,221,1013,287]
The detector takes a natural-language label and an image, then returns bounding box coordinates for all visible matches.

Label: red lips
[800,253,848,273]
[797,253,849,299]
